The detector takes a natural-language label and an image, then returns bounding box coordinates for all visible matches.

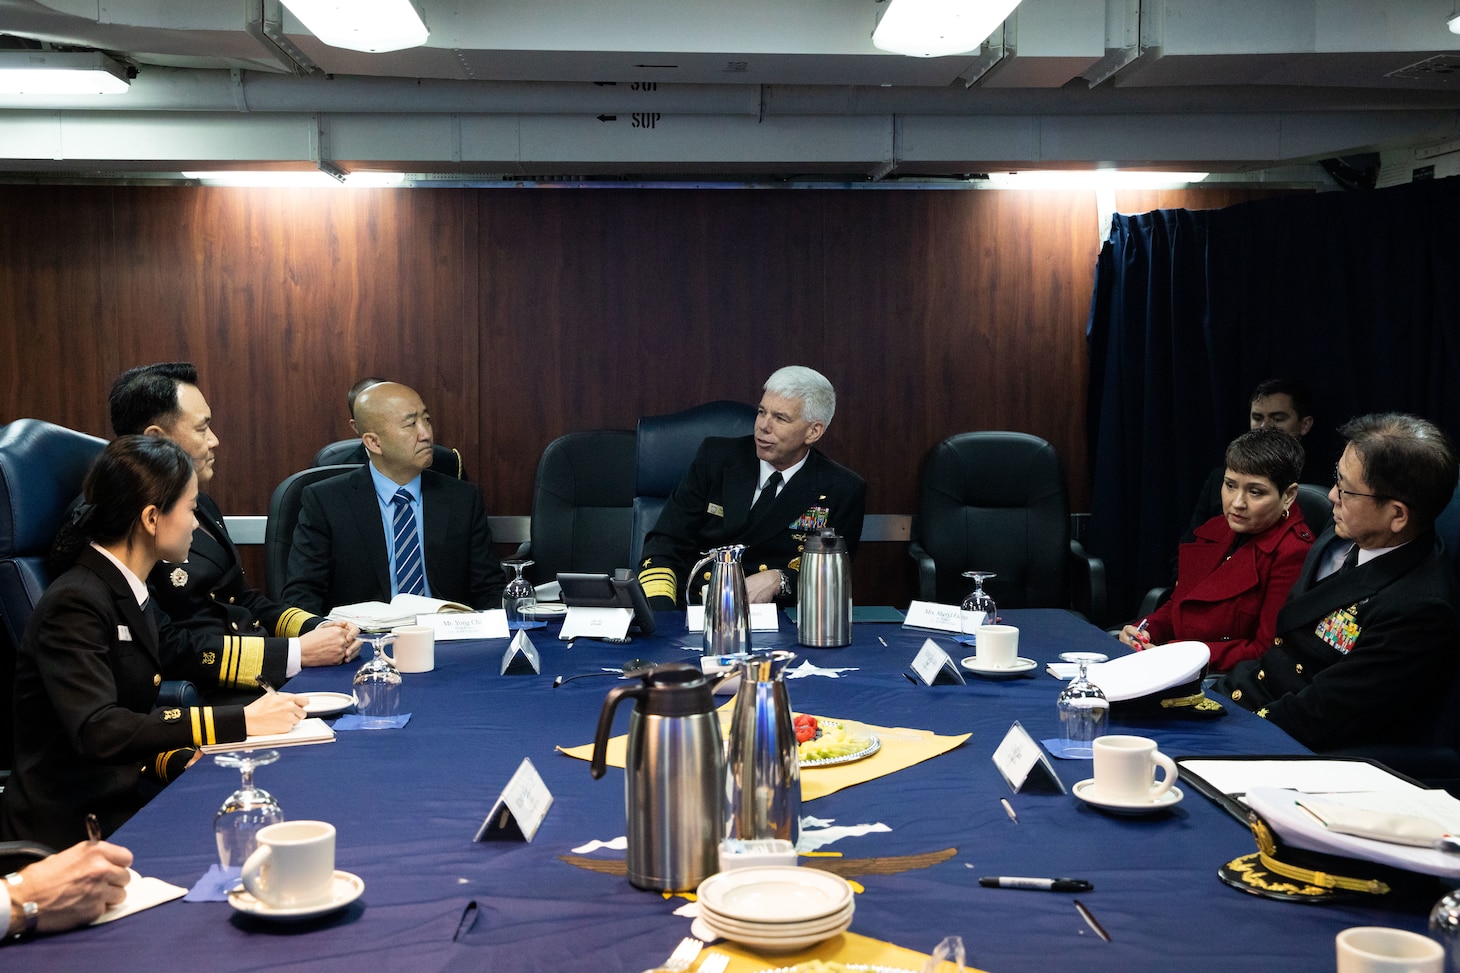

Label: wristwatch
[777,570,793,598]
[4,872,38,939]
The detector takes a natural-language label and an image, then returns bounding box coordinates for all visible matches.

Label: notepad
[200,717,336,754]
[329,594,474,630]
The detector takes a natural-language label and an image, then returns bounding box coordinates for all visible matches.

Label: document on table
[1177,757,1424,799]
[200,717,336,754]
[90,869,187,925]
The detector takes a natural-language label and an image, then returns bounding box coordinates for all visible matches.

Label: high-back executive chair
[313,440,466,480]
[629,400,758,566]
[0,419,108,782]
[516,430,636,586]
[910,431,1106,621]
[264,464,360,602]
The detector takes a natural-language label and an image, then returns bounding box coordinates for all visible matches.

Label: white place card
[685,604,780,632]
[910,638,965,686]
[992,721,1066,794]
[501,629,541,675]
[417,610,509,641]
[903,601,968,633]
[559,606,634,641]
[474,757,554,843]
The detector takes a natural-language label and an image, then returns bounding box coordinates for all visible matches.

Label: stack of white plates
[696,866,854,952]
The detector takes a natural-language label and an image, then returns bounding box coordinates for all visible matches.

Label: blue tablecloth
[18,610,1448,971]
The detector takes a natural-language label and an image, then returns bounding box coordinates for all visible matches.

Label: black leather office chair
[629,400,758,565]
[313,440,467,480]
[0,839,54,873]
[264,465,360,601]
[909,431,1106,621]
[515,430,636,585]
[0,419,108,781]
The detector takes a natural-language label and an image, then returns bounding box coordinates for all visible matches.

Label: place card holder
[991,721,1066,794]
[474,758,554,843]
[501,630,541,676]
[909,638,966,686]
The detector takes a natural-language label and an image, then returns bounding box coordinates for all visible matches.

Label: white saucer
[302,692,354,717]
[960,656,1038,678]
[228,870,364,921]
[1073,778,1184,815]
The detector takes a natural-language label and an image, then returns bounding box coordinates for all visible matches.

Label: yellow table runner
[695,930,975,973]
[556,708,969,801]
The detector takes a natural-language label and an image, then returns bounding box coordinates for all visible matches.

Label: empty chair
[313,440,467,480]
[910,431,1106,620]
[629,400,758,566]
[517,430,636,585]
[264,465,360,601]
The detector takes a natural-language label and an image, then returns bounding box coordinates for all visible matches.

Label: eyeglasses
[1332,464,1385,503]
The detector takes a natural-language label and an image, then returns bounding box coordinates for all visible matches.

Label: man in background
[108,363,359,694]
[1217,413,1460,752]
[1183,378,1321,539]
[638,365,866,610]
[284,382,505,613]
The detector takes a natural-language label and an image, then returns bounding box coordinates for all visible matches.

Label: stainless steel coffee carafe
[589,664,723,891]
[796,528,851,647]
[725,650,801,845]
[688,544,750,657]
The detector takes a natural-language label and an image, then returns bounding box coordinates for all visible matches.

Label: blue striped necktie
[391,488,425,596]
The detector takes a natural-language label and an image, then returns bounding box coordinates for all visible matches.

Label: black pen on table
[979,876,1091,892]
[86,812,101,844]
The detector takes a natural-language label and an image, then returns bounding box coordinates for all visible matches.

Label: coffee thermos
[725,650,802,846]
[688,544,751,657]
[796,528,851,647]
[589,664,723,891]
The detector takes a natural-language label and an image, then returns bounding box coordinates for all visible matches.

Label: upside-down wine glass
[352,632,402,727]
[213,749,283,868]
[960,571,997,634]
[1056,651,1110,759]
[502,559,537,629]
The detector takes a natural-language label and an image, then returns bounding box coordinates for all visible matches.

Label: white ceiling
[1,0,1459,183]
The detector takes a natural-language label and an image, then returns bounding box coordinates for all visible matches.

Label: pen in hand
[1132,617,1150,650]
[86,812,101,844]
[255,674,279,696]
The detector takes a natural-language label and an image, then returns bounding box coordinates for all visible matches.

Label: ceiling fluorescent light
[281,0,429,53]
[0,51,130,95]
[183,171,406,188]
[873,0,1024,58]
[984,170,1210,189]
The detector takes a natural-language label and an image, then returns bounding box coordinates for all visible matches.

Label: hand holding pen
[1119,617,1152,650]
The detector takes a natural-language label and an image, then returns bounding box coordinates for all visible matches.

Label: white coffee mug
[1091,735,1177,803]
[240,820,336,909]
[976,625,1019,669]
[388,625,435,673]
[1336,926,1444,973]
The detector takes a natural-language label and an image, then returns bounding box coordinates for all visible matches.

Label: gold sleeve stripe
[155,749,186,780]
[220,636,267,689]
[188,708,219,746]
[638,567,678,604]
[275,607,318,638]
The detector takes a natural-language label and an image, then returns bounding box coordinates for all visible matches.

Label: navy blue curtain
[1086,176,1460,619]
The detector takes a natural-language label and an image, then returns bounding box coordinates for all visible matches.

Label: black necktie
[1340,544,1359,572]
[749,471,782,521]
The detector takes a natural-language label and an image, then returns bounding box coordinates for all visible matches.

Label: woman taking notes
[1119,428,1314,672]
[0,436,303,849]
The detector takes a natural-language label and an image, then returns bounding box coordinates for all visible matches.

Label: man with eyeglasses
[1216,413,1460,752]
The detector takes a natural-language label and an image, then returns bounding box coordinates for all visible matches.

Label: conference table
[21,609,1451,971]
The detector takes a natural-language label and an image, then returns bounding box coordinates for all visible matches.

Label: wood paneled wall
[0,184,1282,607]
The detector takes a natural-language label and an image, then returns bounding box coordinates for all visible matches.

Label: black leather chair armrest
[157,680,201,708]
[1135,585,1173,623]
[908,534,937,603]
[1067,539,1107,625]
[0,840,57,873]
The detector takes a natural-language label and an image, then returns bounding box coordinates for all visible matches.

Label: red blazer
[1143,509,1314,672]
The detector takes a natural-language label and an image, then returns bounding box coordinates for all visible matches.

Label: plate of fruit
[795,715,881,768]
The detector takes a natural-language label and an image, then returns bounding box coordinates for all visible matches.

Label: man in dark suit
[107,363,360,695]
[637,366,867,610]
[283,382,506,614]
[1217,413,1460,752]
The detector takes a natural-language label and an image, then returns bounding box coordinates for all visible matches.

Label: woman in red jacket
[1119,428,1314,672]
